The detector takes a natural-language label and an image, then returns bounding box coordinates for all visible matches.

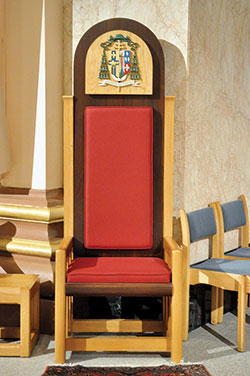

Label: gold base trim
[0,204,64,223]
[0,238,61,258]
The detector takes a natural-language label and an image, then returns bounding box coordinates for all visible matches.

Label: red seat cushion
[84,106,153,249]
[67,257,171,284]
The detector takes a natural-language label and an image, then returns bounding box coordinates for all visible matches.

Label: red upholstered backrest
[84,107,153,249]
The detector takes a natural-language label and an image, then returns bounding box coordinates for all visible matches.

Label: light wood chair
[0,274,39,357]
[180,205,250,351]
[213,195,249,260]
[209,195,250,323]
[54,18,183,364]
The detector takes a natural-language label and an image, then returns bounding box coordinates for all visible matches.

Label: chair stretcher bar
[66,282,173,296]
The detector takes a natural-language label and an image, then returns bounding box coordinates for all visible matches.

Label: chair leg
[66,296,73,337]
[218,288,224,323]
[182,266,190,341]
[211,286,219,324]
[182,283,189,341]
[211,287,224,324]
[55,251,66,364]
[170,250,183,363]
[162,296,168,335]
[237,276,246,352]
[165,296,171,337]
[20,288,31,357]
[32,281,40,339]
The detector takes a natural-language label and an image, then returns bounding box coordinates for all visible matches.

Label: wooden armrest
[55,237,73,291]
[163,236,182,313]
[163,236,182,266]
[56,236,73,259]
[164,236,181,252]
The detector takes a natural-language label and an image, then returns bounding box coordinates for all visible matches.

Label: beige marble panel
[63,0,73,95]
[185,0,250,263]
[72,0,188,57]
[63,0,188,93]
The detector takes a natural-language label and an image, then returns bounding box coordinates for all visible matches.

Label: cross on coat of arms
[99,34,141,89]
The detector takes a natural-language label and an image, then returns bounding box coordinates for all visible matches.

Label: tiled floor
[1,310,250,376]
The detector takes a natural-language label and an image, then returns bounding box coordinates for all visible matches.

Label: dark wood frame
[73,18,165,258]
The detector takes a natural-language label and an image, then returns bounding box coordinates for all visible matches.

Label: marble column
[0,0,64,299]
[0,1,10,176]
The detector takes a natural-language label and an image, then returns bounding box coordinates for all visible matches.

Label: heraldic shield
[99,34,141,88]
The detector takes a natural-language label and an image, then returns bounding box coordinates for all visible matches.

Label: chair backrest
[216,195,249,250]
[221,199,246,232]
[72,18,169,258]
[180,206,218,260]
[84,106,153,250]
[186,207,217,244]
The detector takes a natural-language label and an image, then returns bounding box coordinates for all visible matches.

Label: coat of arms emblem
[99,34,140,89]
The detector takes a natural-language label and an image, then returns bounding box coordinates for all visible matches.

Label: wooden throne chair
[55,18,183,364]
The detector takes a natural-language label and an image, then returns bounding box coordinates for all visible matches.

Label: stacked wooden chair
[180,204,250,351]
[55,18,183,364]
[209,195,250,323]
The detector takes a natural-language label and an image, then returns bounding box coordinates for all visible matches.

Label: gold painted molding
[0,204,64,224]
[0,238,61,258]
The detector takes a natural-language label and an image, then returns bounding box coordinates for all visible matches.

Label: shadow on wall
[160,40,187,244]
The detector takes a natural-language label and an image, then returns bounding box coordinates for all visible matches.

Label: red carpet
[42,364,212,376]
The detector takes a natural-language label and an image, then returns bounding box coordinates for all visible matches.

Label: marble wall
[185,0,250,262]
[63,0,188,94]
[64,0,250,262]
